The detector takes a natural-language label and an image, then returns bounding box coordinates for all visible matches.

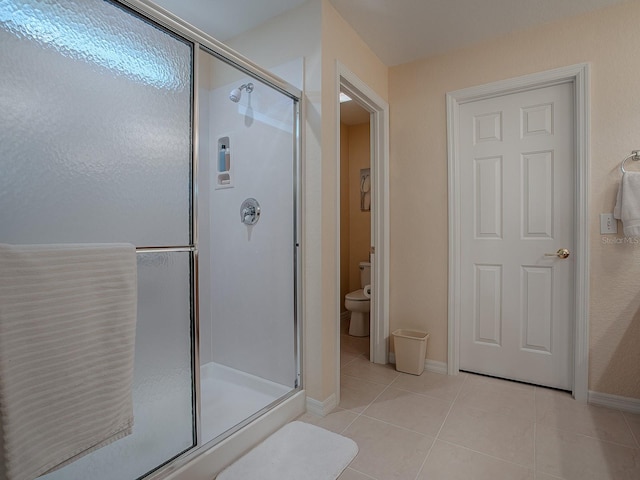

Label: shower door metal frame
[113,0,303,478]
[125,0,302,100]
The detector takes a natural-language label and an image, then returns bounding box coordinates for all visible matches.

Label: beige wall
[389,1,640,398]
[340,121,372,307]
[340,122,350,309]
[348,123,372,292]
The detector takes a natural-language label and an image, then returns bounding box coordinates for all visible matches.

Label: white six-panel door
[458,82,574,390]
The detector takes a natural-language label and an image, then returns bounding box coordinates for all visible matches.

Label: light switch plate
[600,213,617,234]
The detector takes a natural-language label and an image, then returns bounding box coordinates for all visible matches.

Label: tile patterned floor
[297,329,640,480]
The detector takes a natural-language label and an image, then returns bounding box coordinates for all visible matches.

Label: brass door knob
[545,248,570,259]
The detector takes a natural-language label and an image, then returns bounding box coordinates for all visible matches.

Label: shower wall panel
[199,52,296,389]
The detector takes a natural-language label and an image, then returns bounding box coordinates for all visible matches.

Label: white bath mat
[217,421,358,480]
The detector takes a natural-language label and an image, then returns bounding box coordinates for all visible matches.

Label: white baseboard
[306,393,337,417]
[588,390,640,414]
[388,353,448,375]
[424,359,448,375]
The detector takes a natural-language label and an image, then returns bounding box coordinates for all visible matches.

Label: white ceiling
[329,0,629,65]
[150,0,629,66]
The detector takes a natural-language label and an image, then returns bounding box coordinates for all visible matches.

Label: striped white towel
[0,244,137,480]
[614,171,640,236]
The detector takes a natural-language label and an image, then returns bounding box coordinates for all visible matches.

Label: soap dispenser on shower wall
[219,144,227,172]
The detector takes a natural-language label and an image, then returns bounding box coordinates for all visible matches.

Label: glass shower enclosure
[197,47,299,446]
[0,0,301,478]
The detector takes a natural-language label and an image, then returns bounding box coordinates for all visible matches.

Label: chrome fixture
[229,82,254,103]
[620,150,640,173]
[240,198,260,225]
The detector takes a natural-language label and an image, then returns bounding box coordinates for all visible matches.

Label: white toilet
[345,261,371,337]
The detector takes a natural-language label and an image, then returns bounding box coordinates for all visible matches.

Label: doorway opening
[339,91,372,364]
[336,63,390,406]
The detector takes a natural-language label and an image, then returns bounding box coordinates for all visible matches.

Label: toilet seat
[345,289,367,301]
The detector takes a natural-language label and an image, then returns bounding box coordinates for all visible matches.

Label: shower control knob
[240,198,260,225]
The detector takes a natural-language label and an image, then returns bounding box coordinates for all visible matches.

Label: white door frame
[446,64,590,402]
[336,61,390,375]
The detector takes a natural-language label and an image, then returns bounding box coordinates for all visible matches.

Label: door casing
[446,64,590,401]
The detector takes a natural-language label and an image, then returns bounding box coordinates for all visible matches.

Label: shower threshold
[200,362,292,444]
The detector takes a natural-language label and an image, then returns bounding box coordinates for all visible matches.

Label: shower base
[200,362,292,444]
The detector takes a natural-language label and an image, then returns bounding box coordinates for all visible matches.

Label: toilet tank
[359,262,371,288]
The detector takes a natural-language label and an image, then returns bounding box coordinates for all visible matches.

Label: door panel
[474,264,502,345]
[521,265,553,352]
[474,156,503,238]
[522,151,554,237]
[459,83,574,390]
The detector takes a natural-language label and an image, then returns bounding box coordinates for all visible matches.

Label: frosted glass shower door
[0,1,195,479]
[198,48,299,444]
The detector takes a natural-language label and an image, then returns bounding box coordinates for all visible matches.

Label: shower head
[229,82,254,103]
[229,87,241,103]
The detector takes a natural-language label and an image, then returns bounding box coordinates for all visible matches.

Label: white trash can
[392,329,429,375]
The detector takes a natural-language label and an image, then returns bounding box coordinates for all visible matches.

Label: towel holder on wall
[135,246,195,254]
[620,150,640,173]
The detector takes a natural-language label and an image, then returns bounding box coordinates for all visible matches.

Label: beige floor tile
[341,349,364,367]
[391,370,466,402]
[623,412,640,448]
[340,317,350,335]
[417,440,534,480]
[362,387,450,436]
[439,404,535,467]
[454,374,535,421]
[297,408,358,434]
[338,468,377,480]
[342,357,400,386]
[341,334,370,356]
[535,388,637,447]
[343,416,434,480]
[535,423,640,480]
[535,473,565,480]
[339,375,387,413]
